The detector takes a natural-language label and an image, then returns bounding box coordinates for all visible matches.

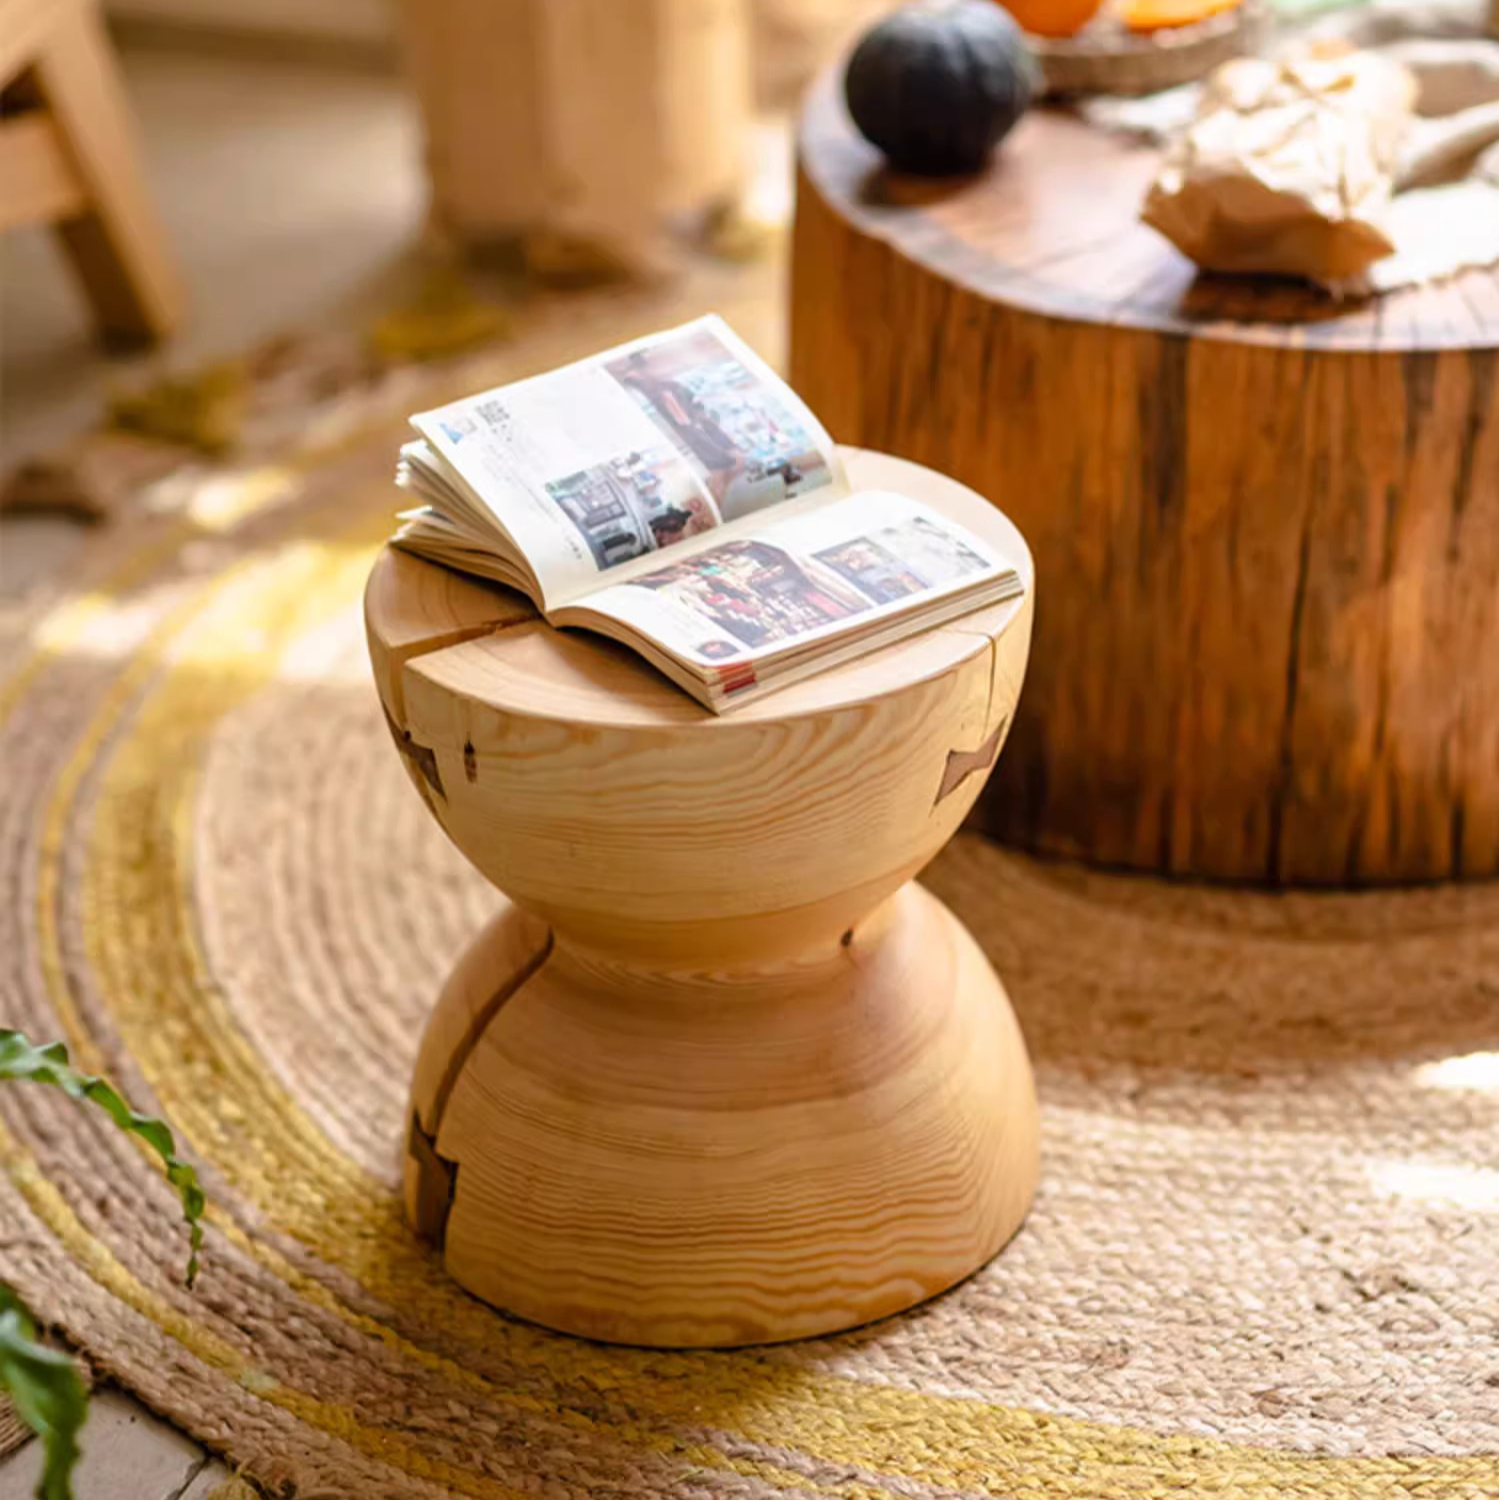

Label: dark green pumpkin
[844,1,1035,176]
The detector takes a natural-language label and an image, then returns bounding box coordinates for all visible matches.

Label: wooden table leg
[32,0,184,342]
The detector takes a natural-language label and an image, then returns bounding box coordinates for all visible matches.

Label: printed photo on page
[543,448,717,571]
[814,515,995,602]
[602,319,842,522]
[410,317,845,604]
[413,368,716,597]
[580,494,1003,667]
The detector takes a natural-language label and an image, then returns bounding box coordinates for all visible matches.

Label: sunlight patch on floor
[1413,1051,1499,1092]
[1368,1159,1499,1212]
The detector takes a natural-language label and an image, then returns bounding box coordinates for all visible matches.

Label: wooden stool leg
[32,2,183,342]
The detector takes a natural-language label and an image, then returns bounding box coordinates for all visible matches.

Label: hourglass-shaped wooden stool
[364,448,1038,1348]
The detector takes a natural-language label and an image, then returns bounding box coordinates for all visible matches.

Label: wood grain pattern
[790,74,1499,884]
[365,448,1040,1346]
[363,543,532,722]
[438,883,1037,1348]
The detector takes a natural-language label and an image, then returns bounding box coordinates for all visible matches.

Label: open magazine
[393,316,1024,711]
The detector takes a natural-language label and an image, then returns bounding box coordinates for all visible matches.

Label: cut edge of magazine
[577,571,1026,711]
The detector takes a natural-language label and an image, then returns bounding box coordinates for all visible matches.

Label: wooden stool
[364,448,1038,1348]
[791,74,1499,885]
[1,0,182,341]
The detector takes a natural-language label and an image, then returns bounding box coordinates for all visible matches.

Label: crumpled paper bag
[1126,1,1499,289]
[1142,47,1418,280]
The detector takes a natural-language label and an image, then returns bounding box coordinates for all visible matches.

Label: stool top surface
[366,448,1032,731]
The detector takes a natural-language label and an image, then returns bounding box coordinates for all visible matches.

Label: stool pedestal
[366,448,1038,1347]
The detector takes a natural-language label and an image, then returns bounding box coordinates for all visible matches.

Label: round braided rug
[2,345,1498,1500]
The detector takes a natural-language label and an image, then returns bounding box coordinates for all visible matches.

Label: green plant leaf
[0,1286,86,1500]
[0,1031,204,1286]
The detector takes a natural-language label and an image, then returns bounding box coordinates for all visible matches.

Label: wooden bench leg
[32,2,184,342]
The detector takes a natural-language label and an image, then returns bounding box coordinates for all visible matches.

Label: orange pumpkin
[1000,0,1106,40]
[1120,0,1242,31]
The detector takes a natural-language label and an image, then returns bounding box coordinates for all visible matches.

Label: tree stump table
[364,448,1038,1348]
[791,75,1499,885]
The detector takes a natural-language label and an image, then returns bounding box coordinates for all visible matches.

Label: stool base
[405,882,1038,1348]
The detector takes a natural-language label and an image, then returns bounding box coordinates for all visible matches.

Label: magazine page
[409,316,846,606]
[569,492,1014,674]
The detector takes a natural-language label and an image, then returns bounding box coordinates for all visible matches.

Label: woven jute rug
[2,297,1498,1500]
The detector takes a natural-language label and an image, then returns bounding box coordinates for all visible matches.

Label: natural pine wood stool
[364,448,1038,1348]
[1,0,182,341]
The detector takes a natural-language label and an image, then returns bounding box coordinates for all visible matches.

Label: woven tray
[1034,0,1268,96]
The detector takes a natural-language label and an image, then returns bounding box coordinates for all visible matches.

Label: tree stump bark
[790,75,1499,885]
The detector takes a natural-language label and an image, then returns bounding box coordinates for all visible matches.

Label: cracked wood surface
[790,71,1499,883]
[363,447,1039,1347]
